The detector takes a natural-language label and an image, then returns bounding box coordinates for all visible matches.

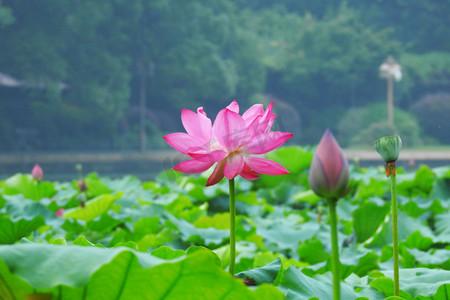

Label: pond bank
[0,150,449,181]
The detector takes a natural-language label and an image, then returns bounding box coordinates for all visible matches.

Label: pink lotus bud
[308,129,350,199]
[31,164,43,181]
[55,208,64,217]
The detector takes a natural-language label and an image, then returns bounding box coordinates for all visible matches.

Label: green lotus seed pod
[374,136,402,162]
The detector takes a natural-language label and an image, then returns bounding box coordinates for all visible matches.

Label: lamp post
[379,56,402,126]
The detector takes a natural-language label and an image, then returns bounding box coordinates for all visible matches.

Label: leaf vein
[115,253,134,300]
[158,261,184,299]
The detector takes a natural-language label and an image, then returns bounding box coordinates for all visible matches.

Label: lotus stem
[327,198,340,300]
[229,178,236,275]
[390,165,400,296]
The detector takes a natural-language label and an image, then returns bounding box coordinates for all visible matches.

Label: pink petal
[245,157,290,175]
[212,108,247,151]
[242,115,262,142]
[224,154,244,179]
[266,114,276,132]
[181,109,211,143]
[197,107,207,117]
[206,160,225,186]
[173,159,213,173]
[239,163,260,180]
[188,150,227,163]
[164,133,203,155]
[258,102,274,133]
[244,132,293,154]
[227,100,239,113]
[242,104,264,126]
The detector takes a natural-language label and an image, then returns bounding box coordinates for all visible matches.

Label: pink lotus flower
[31,164,43,181]
[309,129,350,198]
[55,208,64,217]
[164,101,293,186]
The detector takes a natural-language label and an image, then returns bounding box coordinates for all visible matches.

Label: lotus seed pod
[374,136,402,162]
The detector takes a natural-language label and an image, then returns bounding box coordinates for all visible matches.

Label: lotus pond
[0,146,449,300]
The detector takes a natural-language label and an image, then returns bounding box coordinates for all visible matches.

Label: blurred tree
[240,6,401,142]
[348,0,449,53]
[0,0,13,27]
[236,0,449,53]
[398,52,450,104]
[142,0,240,111]
[337,102,422,147]
[411,93,450,144]
[0,0,447,150]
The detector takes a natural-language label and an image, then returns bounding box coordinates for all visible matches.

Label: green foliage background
[0,0,448,150]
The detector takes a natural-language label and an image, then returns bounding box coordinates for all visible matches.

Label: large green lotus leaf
[150,245,222,266]
[52,182,79,207]
[369,277,413,299]
[400,196,445,219]
[194,212,230,229]
[63,193,122,221]
[369,268,450,298]
[132,216,161,236]
[114,203,165,224]
[305,246,379,279]
[0,244,168,289]
[406,248,450,267]
[256,222,320,258]
[151,246,186,260]
[297,239,329,265]
[0,259,33,300]
[397,165,435,197]
[266,146,313,174]
[277,266,384,300]
[352,200,390,243]
[72,235,104,247]
[429,176,450,202]
[417,283,450,300]
[2,174,55,201]
[214,241,259,272]
[3,194,54,221]
[339,249,380,278]
[0,244,283,299]
[433,166,450,179]
[101,175,142,194]
[0,215,45,244]
[86,213,122,234]
[236,258,282,284]
[167,215,229,247]
[404,231,433,251]
[435,211,450,242]
[291,190,322,205]
[258,146,313,188]
[354,177,390,200]
[351,167,386,185]
[83,173,112,198]
[367,211,434,248]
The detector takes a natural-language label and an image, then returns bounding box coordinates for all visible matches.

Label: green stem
[327,198,340,300]
[36,181,40,200]
[391,172,400,296]
[228,178,236,276]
